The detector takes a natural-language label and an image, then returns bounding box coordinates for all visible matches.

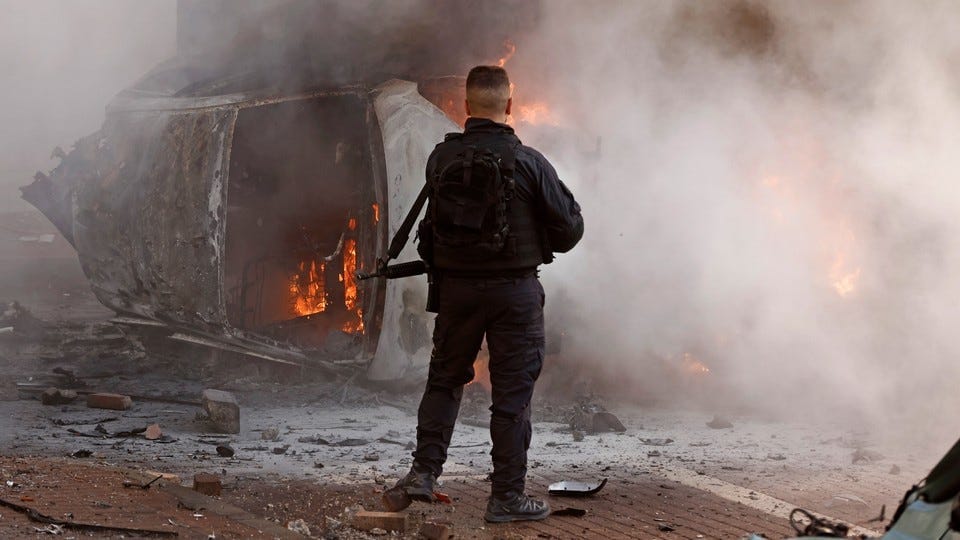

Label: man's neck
[470,114,508,124]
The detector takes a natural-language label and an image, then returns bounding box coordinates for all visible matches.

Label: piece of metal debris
[548,478,608,497]
[640,438,673,446]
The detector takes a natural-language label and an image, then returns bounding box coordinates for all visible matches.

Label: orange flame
[468,352,492,391]
[341,238,364,333]
[681,353,710,376]
[829,229,861,298]
[290,260,327,317]
[497,39,517,68]
[515,102,560,127]
[372,203,380,224]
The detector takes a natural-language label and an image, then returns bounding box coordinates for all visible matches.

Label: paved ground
[0,209,951,539]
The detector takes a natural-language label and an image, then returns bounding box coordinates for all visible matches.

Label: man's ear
[505,97,512,117]
[464,99,472,118]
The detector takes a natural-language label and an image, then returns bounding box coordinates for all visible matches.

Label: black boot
[393,467,437,503]
[484,493,551,523]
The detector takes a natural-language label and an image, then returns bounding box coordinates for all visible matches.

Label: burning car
[22,58,466,382]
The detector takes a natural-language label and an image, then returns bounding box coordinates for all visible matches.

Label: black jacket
[423,118,583,268]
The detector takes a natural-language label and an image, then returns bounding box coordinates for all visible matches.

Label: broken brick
[86,393,132,410]
[353,510,408,533]
[193,473,222,496]
[202,389,240,434]
[420,520,452,539]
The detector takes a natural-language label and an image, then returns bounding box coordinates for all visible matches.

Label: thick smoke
[0,0,175,212]
[6,0,958,444]
[507,0,960,442]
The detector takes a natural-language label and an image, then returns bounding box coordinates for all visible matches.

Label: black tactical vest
[426,130,544,273]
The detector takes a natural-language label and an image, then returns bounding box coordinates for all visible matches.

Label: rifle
[356,259,427,280]
[356,184,429,282]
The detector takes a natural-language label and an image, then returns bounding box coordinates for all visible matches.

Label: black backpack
[426,134,519,261]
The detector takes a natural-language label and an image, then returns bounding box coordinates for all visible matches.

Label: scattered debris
[299,435,370,447]
[0,494,177,537]
[86,393,132,411]
[689,442,711,447]
[363,452,380,462]
[867,505,887,524]
[122,475,163,490]
[0,301,44,337]
[216,445,235,458]
[70,449,92,458]
[767,453,787,461]
[572,430,584,442]
[261,427,281,442]
[41,388,78,405]
[569,401,627,434]
[552,507,587,517]
[851,448,885,464]
[272,445,290,455]
[420,520,453,539]
[658,523,677,532]
[706,415,734,429]
[353,510,408,533]
[144,424,163,440]
[287,518,311,536]
[548,478,608,497]
[202,389,241,434]
[640,438,674,446]
[648,450,662,458]
[193,473,222,496]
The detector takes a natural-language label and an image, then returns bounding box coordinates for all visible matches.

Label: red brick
[353,510,408,533]
[86,393,132,410]
[193,473,222,496]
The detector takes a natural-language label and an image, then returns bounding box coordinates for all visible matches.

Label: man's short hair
[466,66,511,113]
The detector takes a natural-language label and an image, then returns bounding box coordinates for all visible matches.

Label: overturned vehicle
[22,61,469,382]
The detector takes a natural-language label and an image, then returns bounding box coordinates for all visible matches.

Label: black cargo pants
[412,274,545,498]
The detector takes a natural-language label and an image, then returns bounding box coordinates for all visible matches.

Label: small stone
[363,452,380,462]
[706,415,733,429]
[145,424,162,440]
[287,518,311,536]
[261,427,280,441]
[41,388,78,405]
[420,521,453,540]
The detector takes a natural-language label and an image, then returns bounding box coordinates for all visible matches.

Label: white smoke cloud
[509,0,960,441]
[0,0,176,212]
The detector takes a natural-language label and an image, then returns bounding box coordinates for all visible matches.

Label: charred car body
[23,61,468,381]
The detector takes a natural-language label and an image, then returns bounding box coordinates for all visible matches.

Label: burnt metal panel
[73,109,235,329]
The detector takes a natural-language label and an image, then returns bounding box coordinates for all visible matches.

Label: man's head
[465,65,512,123]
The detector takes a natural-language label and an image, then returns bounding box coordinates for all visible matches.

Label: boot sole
[483,509,551,523]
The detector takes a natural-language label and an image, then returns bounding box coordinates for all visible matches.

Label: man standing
[393,65,583,523]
